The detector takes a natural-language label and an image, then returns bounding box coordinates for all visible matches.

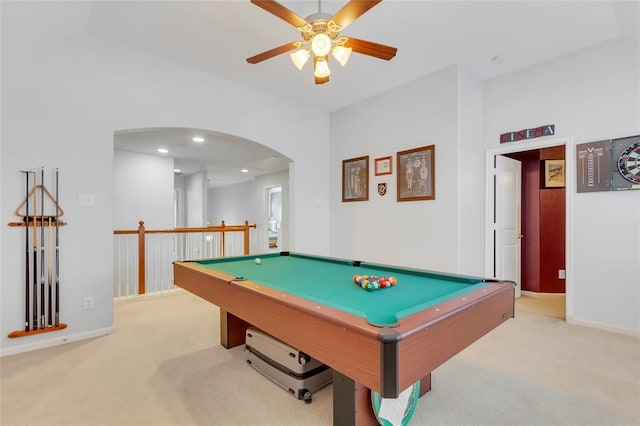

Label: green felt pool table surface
[175,251,514,424]
[193,252,492,326]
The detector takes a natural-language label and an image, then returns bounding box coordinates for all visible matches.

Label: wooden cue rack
[8,174,68,338]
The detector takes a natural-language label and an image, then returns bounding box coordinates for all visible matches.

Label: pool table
[173,252,514,425]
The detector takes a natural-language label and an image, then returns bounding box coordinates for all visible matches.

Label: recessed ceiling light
[157,148,169,154]
[192,137,205,143]
[240,169,249,173]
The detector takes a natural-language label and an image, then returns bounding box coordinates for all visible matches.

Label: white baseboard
[566,316,640,337]
[1,327,113,357]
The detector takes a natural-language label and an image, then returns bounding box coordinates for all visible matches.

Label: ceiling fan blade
[331,0,382,29]
[315,75,330,85]
[251,0,309,28]
[344,37,397,60]
[247,42,299,64]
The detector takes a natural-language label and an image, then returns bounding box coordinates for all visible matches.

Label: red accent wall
[539,146,566,293]
[521,150,541,292]
[506,146,565,293]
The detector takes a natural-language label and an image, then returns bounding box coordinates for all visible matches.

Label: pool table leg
[333,371,378,425]
[219,309,251,349]
[332,371,432,425]
[419,373,432,396]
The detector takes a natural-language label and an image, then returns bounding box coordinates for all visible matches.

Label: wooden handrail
[114,220,257,235]
[114,220,256,294]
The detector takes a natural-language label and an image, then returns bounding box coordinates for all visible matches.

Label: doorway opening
[265,185,282,252]
[486,137,572,319]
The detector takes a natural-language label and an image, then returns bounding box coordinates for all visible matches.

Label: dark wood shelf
[8,221,67,227]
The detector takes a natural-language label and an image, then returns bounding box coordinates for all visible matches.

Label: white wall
[174,175,185,228]
[185,172,207,227]
[2,5,637,359]
[113,150,174,230]
[0,2,330,355]
[209,181,258,226]
[483,38,640,333]
[329,38,639,334]
[457,68,485,276]
[209,170,289,252]
[330,66,461,271]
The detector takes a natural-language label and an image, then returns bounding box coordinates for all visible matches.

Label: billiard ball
[254,258,261,265]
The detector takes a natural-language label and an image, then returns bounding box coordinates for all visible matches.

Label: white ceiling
[100,1,637,184]
[114,128,291,187]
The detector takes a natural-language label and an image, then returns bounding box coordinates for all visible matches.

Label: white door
[494,155,522,297]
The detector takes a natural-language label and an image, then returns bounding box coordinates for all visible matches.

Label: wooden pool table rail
[173,260,514,398]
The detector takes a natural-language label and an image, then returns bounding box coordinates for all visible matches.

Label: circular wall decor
[617,140,640,184]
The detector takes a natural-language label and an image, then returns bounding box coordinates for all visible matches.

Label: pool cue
[47,216,53,327]
[39,167,46,329]
[32,169,38,330]
[54,168,60,327]
[22,170,31,332]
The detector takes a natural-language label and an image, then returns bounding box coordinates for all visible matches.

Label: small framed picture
[342,156,369,202]
[374,156,393,176]
[397,145,435,201]
[543,159,565,188]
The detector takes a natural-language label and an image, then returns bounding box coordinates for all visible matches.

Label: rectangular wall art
[543,159,565,188]
[576,135,640,192]
[342,156,369,202]
[397,145,435,201]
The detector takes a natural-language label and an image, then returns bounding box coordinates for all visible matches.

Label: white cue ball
[254,258,261,265]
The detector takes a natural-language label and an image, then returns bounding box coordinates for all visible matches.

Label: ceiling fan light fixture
[314,57,331,78]
[247,0,397,85]
[311,33,332,57]
[332,45,352,67]
[290,49,310,70]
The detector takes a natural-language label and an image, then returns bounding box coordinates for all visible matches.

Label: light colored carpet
[1,289,638,426]
[517,293,566,319]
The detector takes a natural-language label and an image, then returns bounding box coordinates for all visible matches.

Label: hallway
[516,293,566,319]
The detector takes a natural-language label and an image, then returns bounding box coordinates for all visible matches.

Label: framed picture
[342,156,369,202]
[397,145,435,201]
[543,159,565,188]
[374,156,393,176]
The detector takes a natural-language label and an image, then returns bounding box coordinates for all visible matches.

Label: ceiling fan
[247,0,397,84]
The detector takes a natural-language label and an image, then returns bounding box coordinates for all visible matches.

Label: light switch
[78,193,95,207]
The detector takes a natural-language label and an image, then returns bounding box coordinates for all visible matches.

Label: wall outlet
[558,269,566,279]
[83,296,94,310]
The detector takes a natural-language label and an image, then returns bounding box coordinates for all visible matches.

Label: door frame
[485,136,574,317]
[264,185,283,252]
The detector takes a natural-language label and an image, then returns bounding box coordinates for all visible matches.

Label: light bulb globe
[311,33,332,57]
